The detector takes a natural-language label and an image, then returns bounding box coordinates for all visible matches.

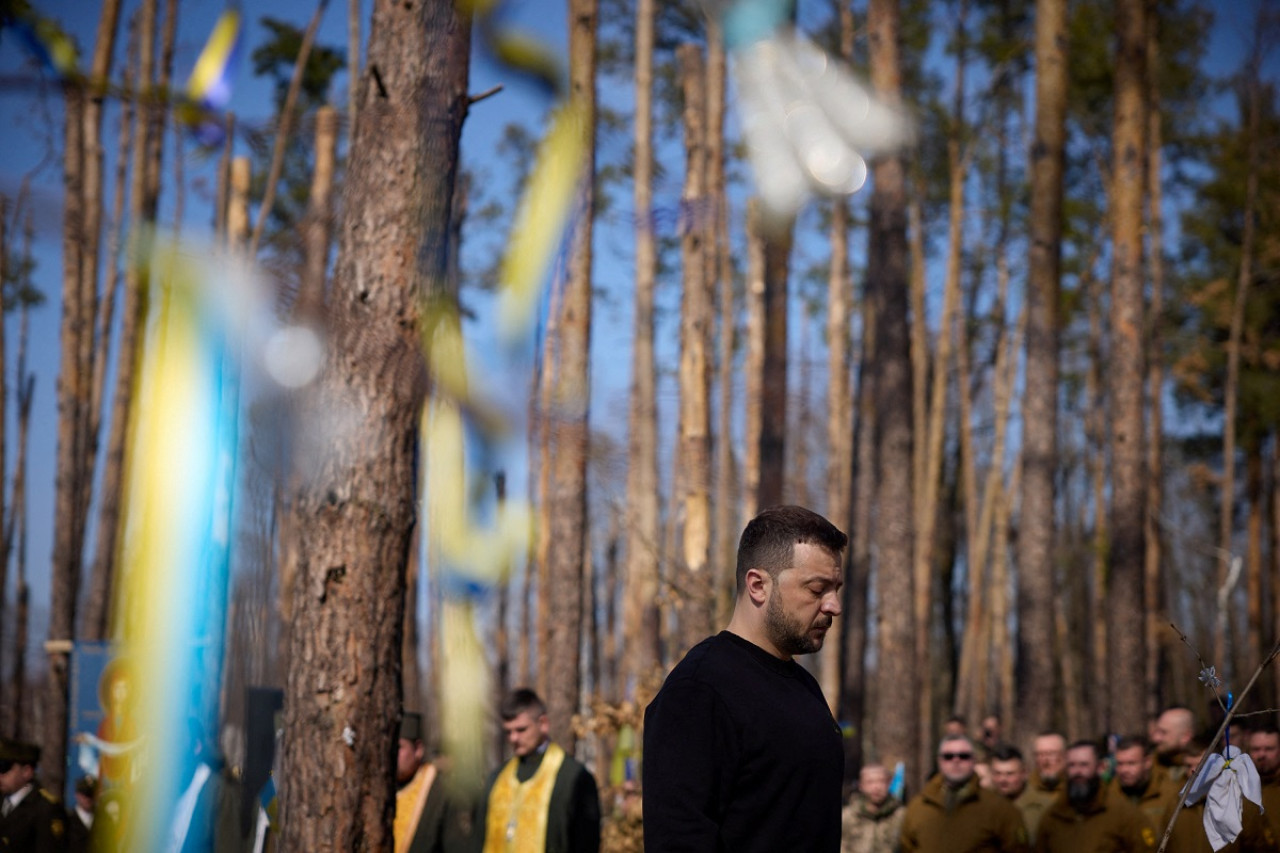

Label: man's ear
[743,567,771,605]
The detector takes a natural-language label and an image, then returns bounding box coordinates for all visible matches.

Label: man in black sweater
[643,505,848,852]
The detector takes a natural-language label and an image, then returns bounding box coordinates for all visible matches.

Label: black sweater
[642,631,843,852]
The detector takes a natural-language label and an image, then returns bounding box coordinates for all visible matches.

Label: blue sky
[0,0,1275,669]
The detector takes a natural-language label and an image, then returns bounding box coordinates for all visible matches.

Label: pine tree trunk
[822,184,852,710]
[843,294,877,783]
[742,201,765,524]
[1085,264,1109,735]
[46,69,88,802]
[348,0,361,129]
[1106,0,1148,735]
[77,0,124,534]
[11,253,34,740]
[1015,0,1067,745]
[82,40,134,642]
[866,0,918,787]
[757,231,790,510]
[1144,16,1167,714]
[621,0,660,691]
[276,0,471,846]
[1246,447,1264,666]
[1216,27,1260,679]
[676,42,713,655]
[298,104,338,319]
[542,0,597,750]
[708,21,738,629]
[916,3,967,756]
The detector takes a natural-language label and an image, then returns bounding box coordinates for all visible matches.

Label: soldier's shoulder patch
[1141,826,1156,849]
[39,788,58,803]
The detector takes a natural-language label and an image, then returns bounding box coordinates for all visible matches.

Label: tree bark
[822,188,852,711]
[757,231,790,511]
[676,42,713,655]
[915,0,967,762]
[82,32,135,642]
[1015,0,1067,746]
[866,0,918,787]
[742,200,765,524]
[1216,25,1261,680]
[708,20,738,629]
[9,299,33,738]
[298,104,338,320]
[1084,258,1109,735]
[542,0,597,751]
[46,72,87,804]
[276,0,471,847]
[77,0,124,538]
[348,0,361,129]
[1106,0,1148,736]
[1144,12,1167,716]
[621,0,660,691]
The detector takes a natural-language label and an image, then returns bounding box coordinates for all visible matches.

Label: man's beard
[1067,776,1099,809]
[765,587,829,656]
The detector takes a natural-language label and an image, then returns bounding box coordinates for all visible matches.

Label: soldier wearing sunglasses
[901,735,1029,853]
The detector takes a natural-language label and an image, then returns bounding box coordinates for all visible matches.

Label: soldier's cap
[0,737,41,765]
[75,775,97,796]
[400,711,423,743]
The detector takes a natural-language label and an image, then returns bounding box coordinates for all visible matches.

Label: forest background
[1,0,1280,847]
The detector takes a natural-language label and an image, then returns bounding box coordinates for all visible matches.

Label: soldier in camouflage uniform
[842,763,904,853]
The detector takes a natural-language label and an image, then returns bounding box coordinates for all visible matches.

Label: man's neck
[1121,777,1150,799]
[724,619,788,661]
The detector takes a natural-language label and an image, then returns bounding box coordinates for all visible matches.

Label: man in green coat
[1111,735,1179,831]
[900,735,1029,853]
[1035,740,1155,853]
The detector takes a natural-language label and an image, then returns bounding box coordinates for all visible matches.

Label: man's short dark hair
[990,744,1023,763]
[1068,739,1103,761]
[500,687,547,722]
[735,505,848,591]
[1114,734,1150,754]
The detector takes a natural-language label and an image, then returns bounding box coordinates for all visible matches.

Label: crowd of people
[4,504,1278,852]
[845,713,1280,853]
[0,684,603,852]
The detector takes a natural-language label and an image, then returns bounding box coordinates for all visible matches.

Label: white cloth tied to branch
[1185,745,1265,851]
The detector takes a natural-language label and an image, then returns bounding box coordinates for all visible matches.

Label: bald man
[1150,708,1195,782]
